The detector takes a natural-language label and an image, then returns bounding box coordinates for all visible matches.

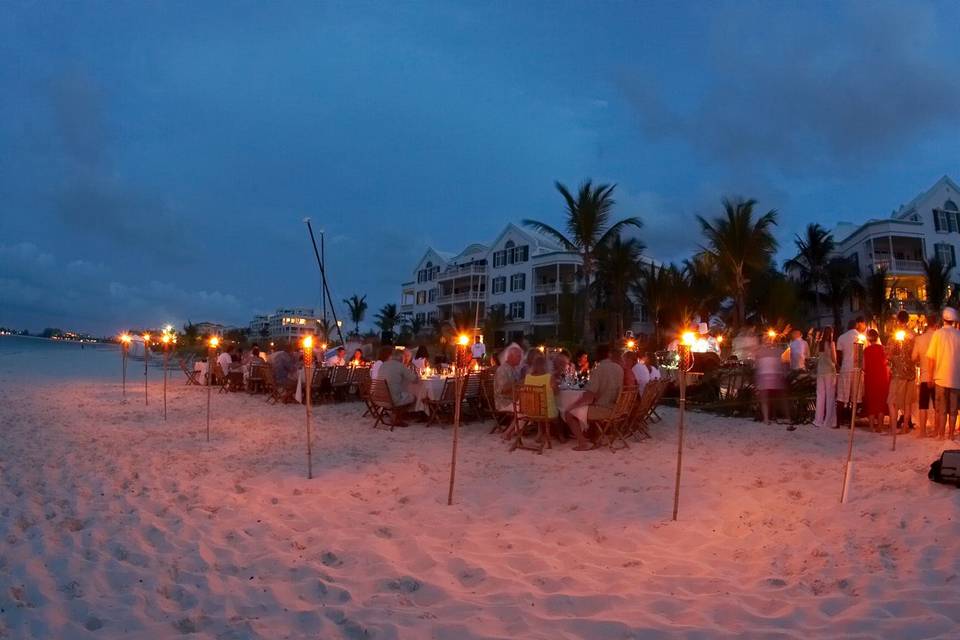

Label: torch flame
[303,335,314,350]
[209,336,219,348]
[626,339,636,349]
[681,331,696,346]
[767,328,777,339]
[120,333,132,344]
[457,334,470,347]
[895,329,906,342]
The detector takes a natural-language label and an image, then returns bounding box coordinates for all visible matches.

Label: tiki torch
[206,336,219,442]
[143,333,151,406]
[672,330,696,521]
[840,335,866,503]
[447,333,471,505]
[161,332,173,420]
[892,329,906,451]
[302,334,315,479]
[120,333,132,397]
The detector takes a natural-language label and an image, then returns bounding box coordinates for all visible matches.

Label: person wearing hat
[926,307,960,440]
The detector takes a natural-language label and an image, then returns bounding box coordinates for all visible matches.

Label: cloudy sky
[2,1,958,335]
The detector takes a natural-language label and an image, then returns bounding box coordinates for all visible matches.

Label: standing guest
[413,346,430,372]
[836,317,867,423]
[470,337,486,363]
[378,349,418,426]
[886,310,916,434]
[912,314,939,437]
[926,307,960,440]
[782,329,810,371]
[325,346,346,367]
[564,345,623,451]
[494,344,524,412]
[862,329,889,433]
[371,345,392,380]
[755,340,787,426]
[813,327,838,428]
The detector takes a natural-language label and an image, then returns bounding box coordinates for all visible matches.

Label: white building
[831,175,960,319]
[401,223,654,346]
[246,308,322,343]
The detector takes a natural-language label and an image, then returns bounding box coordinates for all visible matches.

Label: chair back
[331,366,350,386]
[248,364,264,382]
[516,384,549,420]
[463,372,481,399]
[213,362,226,383]
[439,377,458,403]
[262,364,276,391]
[370,379,393,408]
[612,388,636,420]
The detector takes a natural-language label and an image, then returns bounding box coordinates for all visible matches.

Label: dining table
[411,376,447,412]
[556,387,588,424]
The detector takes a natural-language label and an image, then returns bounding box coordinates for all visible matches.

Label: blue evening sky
[2,1,958,334]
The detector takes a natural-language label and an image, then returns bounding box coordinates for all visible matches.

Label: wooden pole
[672,367,687,521]
[144,340,149,406]
[206,346,214,442]
[305,363,314,479]
[841,360,862,503]
[122,344,128,397]
[447,342,466,506]
[163,347,169,420]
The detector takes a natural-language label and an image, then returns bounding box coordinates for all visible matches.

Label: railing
[400,303,414,311]
[437,291,486,303]
[439,264,487,279]
[871,258,925,274]
[533,312,559,323]
[534,280,576,294]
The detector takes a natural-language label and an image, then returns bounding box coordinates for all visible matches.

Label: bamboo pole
[841,345,864,503]
[672,367,687,521]
[447,339,468,505]
[144,336,150,406]
[163,346,169,420]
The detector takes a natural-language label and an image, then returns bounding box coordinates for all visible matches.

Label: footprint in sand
[374,527,393,539]
[384,576,421,593]
[84,616,104,631]
[321,551,343,567]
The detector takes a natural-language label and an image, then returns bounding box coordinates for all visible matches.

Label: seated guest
[401,348,415,370]
[271,343,298,397]
[216,347,233,383]
[325,346,346,367]
[574,351,591,378]
[622,351,639,389]
[564,345,624,451]
[494,344,524,412]
[378,349,418,426]
[632,351,660,394]
[349,348,365,365]
[244,345,262,365]
[523,354,558,419]
[371,345,392,380]
[552,351,573,386]
[413,346,430,372]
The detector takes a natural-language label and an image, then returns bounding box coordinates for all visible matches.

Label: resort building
[192,322,225,338]
[831,175,960,320]
[401,223,654,346]
[246,308,322,342]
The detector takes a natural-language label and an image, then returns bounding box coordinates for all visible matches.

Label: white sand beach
[1,340,959,639]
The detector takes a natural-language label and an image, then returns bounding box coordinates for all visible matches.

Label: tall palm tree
[523,180,642,344]
[595,235,645,340]
[682,253,722,322]
[922,257,952,312]
[374,303,401,335]
[697,197,778,328]
[862,266,893,333]
[342,294,368,337]
[633,261,674,348]
[784,223,835,327]
[823,257,863,331]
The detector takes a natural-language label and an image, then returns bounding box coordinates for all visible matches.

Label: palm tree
[374,303,401,335]
[343,294,368,337]
[682,253,722,322]
[784,223,835,327]
[823,257,863,331]
[595,235,645,340]
[923,257,952,312]
[405,314,425,338]
[523,180,642,344]
[633,261,674,348]
[862,266,893,333]
[697,198,778,328]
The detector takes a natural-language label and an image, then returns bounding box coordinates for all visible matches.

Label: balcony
[438,263,487,281]
[533,311,559,324]
[534,279,576,294]
[869,258,925,274]
[437,290,486,304]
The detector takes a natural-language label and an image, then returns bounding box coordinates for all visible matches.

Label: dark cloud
[620,3,960,176]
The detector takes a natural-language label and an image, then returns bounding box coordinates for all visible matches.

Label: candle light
[895,330,906,342]
[625,339,636,350]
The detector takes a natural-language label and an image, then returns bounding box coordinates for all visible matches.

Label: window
[492,276,506,294]
[415,312,425,323]
[427,311,438,322]
[935,243,956,267]
[510,273,526,291]
[508,301,525,320]
[534,301,548,315]
[428,289,437,303]
[415,291,427,305]
[935,209,950,232]
[493,242,530,268]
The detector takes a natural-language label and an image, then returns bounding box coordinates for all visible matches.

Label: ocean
[0,335,168,381]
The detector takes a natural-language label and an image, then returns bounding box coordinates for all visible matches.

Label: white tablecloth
[557,389,588,424]
[412,377,446,412]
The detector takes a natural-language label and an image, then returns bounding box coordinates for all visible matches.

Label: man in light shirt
[836,317,867,422]
[926,307,960,440]
[781,329,810,371]
[325,346,346,367]
[911,313,938,437]
[470,337,486,362]
[216,347,233,384]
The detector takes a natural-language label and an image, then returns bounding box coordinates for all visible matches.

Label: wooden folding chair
[625,383,658,441]
[353,368,375,414]
[461,372,483,421]
[425,378,459,427]
[178,357,200,385]
[370,379,408,430]
[511,384,552,454]
[246,363,265,394]
[329,366,351,402]
[213,363,230,394]
[592,389,635,451]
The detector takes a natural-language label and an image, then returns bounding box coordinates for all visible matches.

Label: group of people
[796,308,960,440]
[492,343,661,451]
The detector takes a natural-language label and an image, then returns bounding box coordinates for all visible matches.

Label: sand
[1,344,959,639]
